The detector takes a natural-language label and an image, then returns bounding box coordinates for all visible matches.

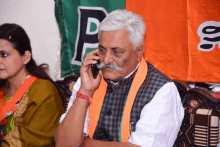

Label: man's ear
[23,50,32,64]
[136,44,144,62]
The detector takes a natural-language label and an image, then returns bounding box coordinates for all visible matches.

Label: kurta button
[108,87,113,93]
[106,110,112,116]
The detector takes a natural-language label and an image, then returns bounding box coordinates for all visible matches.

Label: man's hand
[79,49,102,96]
[55,49,102,147]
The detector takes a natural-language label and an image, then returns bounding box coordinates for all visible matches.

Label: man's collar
[109,62,140,85]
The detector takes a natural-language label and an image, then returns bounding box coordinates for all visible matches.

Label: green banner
[55,0,125,77]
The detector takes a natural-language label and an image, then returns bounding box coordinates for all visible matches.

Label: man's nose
[103,51,114,65]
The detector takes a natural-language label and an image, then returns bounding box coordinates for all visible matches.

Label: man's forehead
[98,30,131,47]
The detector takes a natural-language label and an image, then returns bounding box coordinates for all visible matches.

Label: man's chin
[102,70,121,82]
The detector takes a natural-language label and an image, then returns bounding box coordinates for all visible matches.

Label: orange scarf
[89,58,148,142]
[0,75,38,125]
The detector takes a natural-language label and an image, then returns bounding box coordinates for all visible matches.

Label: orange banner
[126,0,220,83]
[187,0,220,82]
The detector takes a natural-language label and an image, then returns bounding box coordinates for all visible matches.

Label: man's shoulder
[145,61,172,83]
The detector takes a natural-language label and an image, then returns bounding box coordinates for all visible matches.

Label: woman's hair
[0,23,53,88]
[98,9,146,49]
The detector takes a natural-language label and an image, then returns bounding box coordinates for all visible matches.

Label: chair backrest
[174,80,191,105]
[174,80,220,147]
[55,75,79,110]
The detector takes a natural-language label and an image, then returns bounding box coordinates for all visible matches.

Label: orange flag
[126,0,220,83]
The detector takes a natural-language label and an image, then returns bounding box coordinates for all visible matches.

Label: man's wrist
[78,88,94,97]
[76,91,93,103]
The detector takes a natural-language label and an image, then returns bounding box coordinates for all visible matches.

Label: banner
[187,1,220,82]
[127,0,220,83]
[55,0,125,77]
[55,0,220,83]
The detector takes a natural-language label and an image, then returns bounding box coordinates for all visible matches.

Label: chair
[174,80,220,147]
[55,75,79,110]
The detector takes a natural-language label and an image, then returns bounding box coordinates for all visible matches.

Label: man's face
[98,29,141,82]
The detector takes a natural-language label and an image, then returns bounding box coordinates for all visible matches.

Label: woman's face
[0,39,27,80]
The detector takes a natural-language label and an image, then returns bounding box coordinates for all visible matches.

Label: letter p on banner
[71,7,107,66]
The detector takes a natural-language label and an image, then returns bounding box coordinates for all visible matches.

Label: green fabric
[5,97,15,133]
[55,0,125,77]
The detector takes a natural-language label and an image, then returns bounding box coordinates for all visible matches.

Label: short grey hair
[98,9,146,49]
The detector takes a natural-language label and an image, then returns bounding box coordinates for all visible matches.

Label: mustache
[97,62,122,71]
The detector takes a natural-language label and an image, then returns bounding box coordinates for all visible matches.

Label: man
[55,9,184,147]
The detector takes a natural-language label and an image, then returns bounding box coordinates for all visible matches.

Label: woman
[0,23,64,146]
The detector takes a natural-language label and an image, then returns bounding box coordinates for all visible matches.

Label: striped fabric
[178,107,219,147]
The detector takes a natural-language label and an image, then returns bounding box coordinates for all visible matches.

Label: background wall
[0,0,61,80]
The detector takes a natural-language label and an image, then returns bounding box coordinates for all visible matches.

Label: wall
[0,0,61,80]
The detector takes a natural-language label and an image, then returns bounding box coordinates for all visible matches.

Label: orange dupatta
[0,75,38,125]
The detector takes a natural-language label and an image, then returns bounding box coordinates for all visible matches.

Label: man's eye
[114,51,122,57]
[0,52,8,57]
[99,48,105,54]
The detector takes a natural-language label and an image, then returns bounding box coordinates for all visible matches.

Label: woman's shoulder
[28,78,60,102]
[30,78,56,90]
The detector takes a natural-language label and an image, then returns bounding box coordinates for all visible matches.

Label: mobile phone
[91,59,100,79]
